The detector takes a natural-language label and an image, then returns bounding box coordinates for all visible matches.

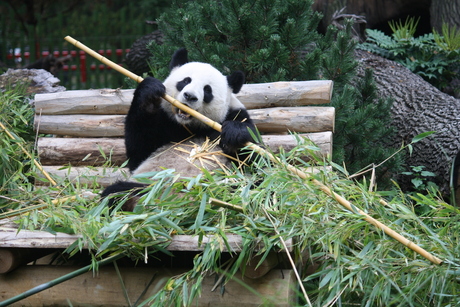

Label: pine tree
[148,0,322,82]
[147,0,401,185]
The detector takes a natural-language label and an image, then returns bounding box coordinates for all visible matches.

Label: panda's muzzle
[175,92,198,120]
[176,108,192,120]
[183,92,198,103]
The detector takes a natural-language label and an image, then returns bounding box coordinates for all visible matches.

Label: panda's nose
[183,92,198,103]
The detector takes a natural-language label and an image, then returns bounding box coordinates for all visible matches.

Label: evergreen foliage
[359,18,460,96]
[147,0,400,184]
[332,69,401,184]
[148,0,322,83]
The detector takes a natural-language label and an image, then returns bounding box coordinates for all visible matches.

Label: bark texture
[313,0,431,32]
[355,49,460,194]
[124,30,163,76]
[430,0,460,33]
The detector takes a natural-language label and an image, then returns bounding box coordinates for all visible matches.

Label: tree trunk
[355,49,460,196]
[313,0,431,32]
[430,0,460,33]
[125,30,163,76]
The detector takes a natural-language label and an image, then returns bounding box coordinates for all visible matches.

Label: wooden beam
[0,227,82,249]
[238,80,333,109]
[250,107,335,133]
[36,132,332,166]
[0,248,55,274]
[0,266,296,307]
[37,137,126,166]
[0,229,292,253]
[36,164,330,189]
[34,80,333,115]
[34,114,126,137]
[34,89,132,115]
[35,165,129,187]
[34,107,335,137]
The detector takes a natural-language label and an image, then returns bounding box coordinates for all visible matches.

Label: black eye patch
[176,77,191,92]
[203,85,213,103]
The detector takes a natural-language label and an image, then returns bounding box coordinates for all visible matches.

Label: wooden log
[35,107,335,137]
[0,228,292,253]
[167,235,292,252]
[34,89,132,115]
[238,80,333,109]
[36,132,332,166]
[35,165,129,187]
[35,114,125,137]
[33,80,333,115]
[0,266,296,307]
[0,248,55,274]
[36,165,331,189]
[243,252,280,279]
[262,132,332,157]
[250,107,335,133]
[37,137,126,166]
[0,228,82,249]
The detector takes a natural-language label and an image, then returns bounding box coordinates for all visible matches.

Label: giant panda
[102,48,258,210]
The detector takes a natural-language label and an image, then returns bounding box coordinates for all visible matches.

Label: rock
[0,69,66,95]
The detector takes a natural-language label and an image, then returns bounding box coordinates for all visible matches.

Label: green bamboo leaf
[411,131,435,143]
[146,227,171,239]
[160,217,184,234]
[182,281,189,306]
[145,211,171,223]
[319,269,336,289]
[192,193,208,230]
[407,144,413,156]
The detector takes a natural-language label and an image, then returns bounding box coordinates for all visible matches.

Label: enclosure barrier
[5,48,130,89]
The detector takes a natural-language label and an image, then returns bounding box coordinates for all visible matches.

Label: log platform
[0,80,334,306]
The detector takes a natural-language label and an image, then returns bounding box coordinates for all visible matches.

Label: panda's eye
[176,77,192,91]
[203,85,213,103]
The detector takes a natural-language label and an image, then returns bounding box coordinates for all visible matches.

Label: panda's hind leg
[101,181,148,211]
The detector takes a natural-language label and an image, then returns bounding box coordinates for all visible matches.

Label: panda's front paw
[136,77,166,109]
[220,121,252,153]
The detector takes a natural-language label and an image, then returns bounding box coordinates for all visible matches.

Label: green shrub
[359,18,460,95]
[0,84,36,207]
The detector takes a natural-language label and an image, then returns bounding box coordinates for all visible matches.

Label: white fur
[161,62,244,129]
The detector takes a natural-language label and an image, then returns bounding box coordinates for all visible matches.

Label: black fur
[102,48,257,210]
[124,76,202,171]
[101,181,148,211]
[227,71,245,94]
[169,48,189,70]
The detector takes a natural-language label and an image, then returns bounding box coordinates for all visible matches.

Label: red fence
[5,47,132,90]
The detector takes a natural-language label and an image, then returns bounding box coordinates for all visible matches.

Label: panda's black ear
[227,71,245,94]
[169,48,189,70]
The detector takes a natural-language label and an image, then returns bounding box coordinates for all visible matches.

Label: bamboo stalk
[209,197,244,213]
[65,36,443,265]
[64,36,222,132]
[0,196,78,220]
[0,121,57,186]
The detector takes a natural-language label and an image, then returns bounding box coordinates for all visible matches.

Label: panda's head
[161,48,245,128]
